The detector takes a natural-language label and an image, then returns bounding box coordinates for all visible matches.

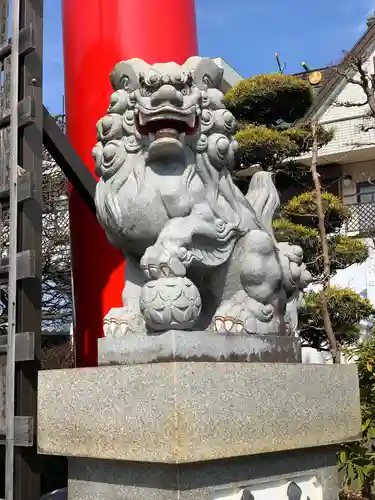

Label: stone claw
[214,316,244,334]
[103,307,146,338]
[140,245,186,280]
[103,318,132,338]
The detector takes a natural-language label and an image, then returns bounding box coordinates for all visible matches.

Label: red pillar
[62,0,198,366]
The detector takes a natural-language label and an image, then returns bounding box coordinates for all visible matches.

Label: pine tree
[225,73,373,356]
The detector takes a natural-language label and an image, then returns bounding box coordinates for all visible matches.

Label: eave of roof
[302,22,375,121]
[212,57,243,88]
[292,65,337,95]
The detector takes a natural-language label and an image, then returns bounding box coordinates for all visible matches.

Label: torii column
[62,0,198,367]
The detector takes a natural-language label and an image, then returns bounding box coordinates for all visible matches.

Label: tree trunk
[310,122,339,363]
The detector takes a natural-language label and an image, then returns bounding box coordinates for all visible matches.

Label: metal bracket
[0,332,35,362]
[0,249,36,283]
[0,96,36,130]
[0,23,35,63]
[0,416,33,447]
[0,172,36,206]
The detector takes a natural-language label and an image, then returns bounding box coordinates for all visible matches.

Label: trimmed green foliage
[281,191,348,231]
[234,123,334,170]
[273,218,320,271]
[226,70,371,366]
[235,125,300,167]
[224,74,333,175]
[224,73,313,125]
[331,236,369,270]
[273,219,368,276]
[299,287,374,350]
[282,122,334,152]
[272,218,319,242]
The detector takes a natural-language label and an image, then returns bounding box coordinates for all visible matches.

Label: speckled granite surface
[38,362,361,463]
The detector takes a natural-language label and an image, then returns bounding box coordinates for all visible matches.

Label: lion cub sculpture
[93,56,311,338]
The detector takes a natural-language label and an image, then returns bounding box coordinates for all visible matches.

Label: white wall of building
[299,44,375,163]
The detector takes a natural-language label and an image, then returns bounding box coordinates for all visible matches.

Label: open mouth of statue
[137,112,197,141]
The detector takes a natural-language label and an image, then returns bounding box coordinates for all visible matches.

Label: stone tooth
[187,114,196,127]
[155,128,179,140]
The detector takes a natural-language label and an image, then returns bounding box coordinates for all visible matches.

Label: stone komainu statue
[93,57,311,337]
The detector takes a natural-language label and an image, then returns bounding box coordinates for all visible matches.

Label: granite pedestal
[37,332,361,500]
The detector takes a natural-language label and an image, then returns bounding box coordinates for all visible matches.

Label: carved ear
[193,58,224,90]
[110,61,139,91]
[110,58,151,91]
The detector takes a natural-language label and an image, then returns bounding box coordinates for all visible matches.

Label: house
[215,17,375,362]
[296,16,375,238]
[213,57,243,93]
[289,16,375,361]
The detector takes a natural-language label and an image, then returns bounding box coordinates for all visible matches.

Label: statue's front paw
[140,244,186,280]
[103,307,146,337]
[211,291,248,334]
[211,292,278,335]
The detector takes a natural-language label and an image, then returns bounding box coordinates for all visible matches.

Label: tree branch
[311,122,339,363]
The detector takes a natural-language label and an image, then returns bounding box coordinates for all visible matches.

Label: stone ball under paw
[139,277,202,331]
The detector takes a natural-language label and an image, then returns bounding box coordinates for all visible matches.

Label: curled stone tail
[246,171,280,235]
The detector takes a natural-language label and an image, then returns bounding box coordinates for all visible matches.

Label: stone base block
[38,362,361,463]
[68,446,339,500]
[98,330,302,365]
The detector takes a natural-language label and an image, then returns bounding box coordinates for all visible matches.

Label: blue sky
[43,0,374,114]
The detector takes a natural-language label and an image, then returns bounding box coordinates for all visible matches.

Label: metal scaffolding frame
[0,0,96,498]
[0,0,44,498]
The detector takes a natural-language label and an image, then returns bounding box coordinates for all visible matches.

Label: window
[351,181,375,235]
[357,181,375,203]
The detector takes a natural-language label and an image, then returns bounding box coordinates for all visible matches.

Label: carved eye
[148,72,158,84]
[216,137,230,157]
[181,87,190,96]
[141,87,153,97]
[223,111,235,128]
[102,143,117,164]
[101,116,113,134]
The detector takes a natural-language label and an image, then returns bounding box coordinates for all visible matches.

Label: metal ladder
[0,0,43,499]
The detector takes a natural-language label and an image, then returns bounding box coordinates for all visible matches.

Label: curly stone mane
[93,57,264,258]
